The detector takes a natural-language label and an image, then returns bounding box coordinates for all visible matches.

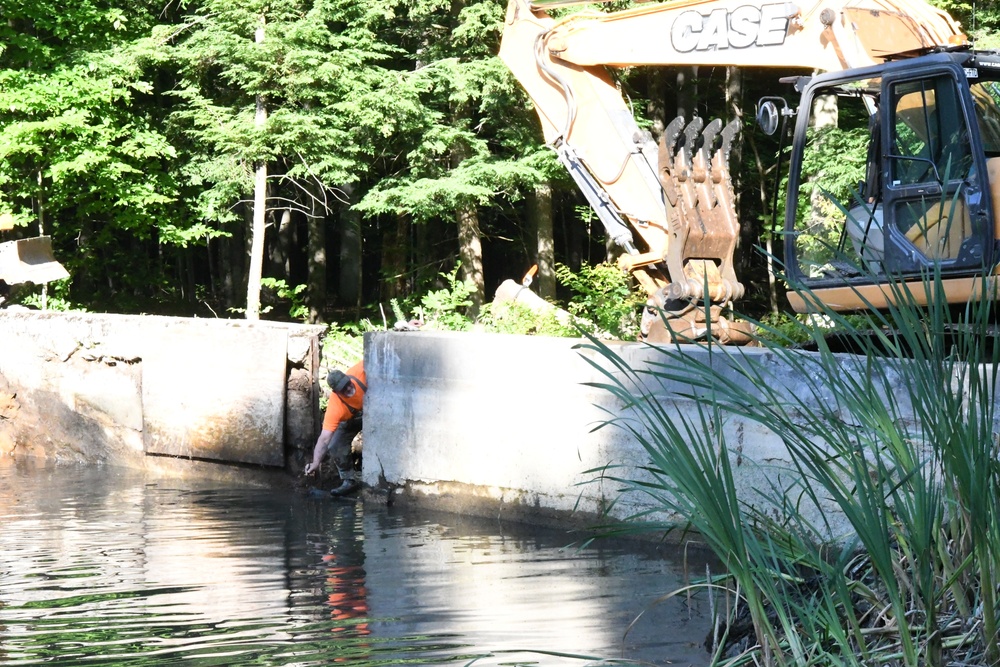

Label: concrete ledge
[0,310,324,478]
[360,330,918,538]
[2,316,955,539]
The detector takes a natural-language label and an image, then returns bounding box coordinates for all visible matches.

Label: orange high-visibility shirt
[322,360,366,432]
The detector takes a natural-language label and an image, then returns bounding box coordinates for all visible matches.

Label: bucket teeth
[701,118,723,153]
[684,116,704,142]
[663,115,685,154]
[656,114,744,305]
[720,118,740,158]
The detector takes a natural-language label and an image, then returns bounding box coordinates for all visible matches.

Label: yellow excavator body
[500,0,970,343]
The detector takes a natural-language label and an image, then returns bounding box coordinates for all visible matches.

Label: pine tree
[0,0,178,306]
[152,0,414,318]
[356,0,552,311]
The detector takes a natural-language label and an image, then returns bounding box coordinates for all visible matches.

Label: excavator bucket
[0,237,69,285]
[641,115,754,344]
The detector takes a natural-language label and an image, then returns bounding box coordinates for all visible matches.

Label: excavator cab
[783,52,1000,313]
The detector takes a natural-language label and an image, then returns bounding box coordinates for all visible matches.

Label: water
[0,460,715,666]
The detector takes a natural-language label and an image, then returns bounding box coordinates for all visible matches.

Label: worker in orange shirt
[304,359,366,496]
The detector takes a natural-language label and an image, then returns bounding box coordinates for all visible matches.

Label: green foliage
[583,272,1000,665]
[798,126,869,205]
[753,311,815,345]
[0,0,682,320]
[356,0,549,223]
[555,261,644,340]
[259,277,307,320]
[477,300,577,337]
[754,311,873,346]
[931,0,1000,47]
[375,264,478,332]
[11,279,83,312]
[0,1,182,308]
[321,320,369,371]
[155,0,408,226]
[413,264,476,331]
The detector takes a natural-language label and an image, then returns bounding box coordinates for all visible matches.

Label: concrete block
[0,311,325,472]
[141,324,287,467]
[360,331,906,537]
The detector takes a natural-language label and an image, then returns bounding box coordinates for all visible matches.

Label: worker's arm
[304,394,351,475]
[304,427,336,475]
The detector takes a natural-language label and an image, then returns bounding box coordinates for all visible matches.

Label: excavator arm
[499,0,965,342]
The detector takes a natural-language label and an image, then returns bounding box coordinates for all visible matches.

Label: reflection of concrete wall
[0,311,324,475]
[362,331,876,537]
[359,510,700,660]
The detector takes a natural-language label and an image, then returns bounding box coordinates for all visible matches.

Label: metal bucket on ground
[0,237,69,285]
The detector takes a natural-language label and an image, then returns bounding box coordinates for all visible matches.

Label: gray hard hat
[327,370,352,393]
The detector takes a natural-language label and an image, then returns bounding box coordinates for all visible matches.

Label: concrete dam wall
[0,313,937,538]
[0,310,324,483]
[361,330,873,536]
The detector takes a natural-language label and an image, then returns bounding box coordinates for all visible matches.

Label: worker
[304,359,366,496]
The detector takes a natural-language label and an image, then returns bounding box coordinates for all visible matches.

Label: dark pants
[330,417,363,477]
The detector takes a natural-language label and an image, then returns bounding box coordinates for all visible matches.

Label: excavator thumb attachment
[0,237,69,285]
[642,115,753,344]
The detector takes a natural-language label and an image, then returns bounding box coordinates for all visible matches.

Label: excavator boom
[527,0,962,70]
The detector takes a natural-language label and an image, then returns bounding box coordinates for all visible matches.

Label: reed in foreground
[580,274,1000,666]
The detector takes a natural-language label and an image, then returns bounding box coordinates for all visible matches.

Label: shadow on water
[0,460,716,666]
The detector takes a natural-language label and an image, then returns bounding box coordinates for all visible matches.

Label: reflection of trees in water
[293,498,373,644]
[0,466,302,661]
[291,500,377,663]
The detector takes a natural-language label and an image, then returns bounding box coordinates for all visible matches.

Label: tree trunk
[564,189,584,271]
[676,65,698,120]
[448,0,483,316]
[224,222,245,311]
[245,16,268,321]
[268,207,293,278]
[646,69,667,139]
[306,182,326,324]
[456,204,483,316]
[382,212,410,301]
[35,169,47,309]
[528,180,556,299]
[725,66,753,285]
[246,173,267,320]
[338,184,362,315]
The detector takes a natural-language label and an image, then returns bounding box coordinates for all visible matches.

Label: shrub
[477,300,577,337]
[555,261,644,340]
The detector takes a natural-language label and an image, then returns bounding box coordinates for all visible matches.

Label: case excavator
[498,0,1000,343]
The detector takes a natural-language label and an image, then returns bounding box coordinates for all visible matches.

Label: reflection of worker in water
[304,360,366,496]
[322,552,371,638]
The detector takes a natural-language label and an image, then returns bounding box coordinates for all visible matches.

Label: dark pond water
[0,460,715,666]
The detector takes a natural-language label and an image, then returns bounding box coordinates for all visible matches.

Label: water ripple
[0,462,713,666]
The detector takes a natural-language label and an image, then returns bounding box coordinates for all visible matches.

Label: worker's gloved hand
[303,462,317,476]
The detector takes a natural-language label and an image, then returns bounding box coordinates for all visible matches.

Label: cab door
[880,67,992,275]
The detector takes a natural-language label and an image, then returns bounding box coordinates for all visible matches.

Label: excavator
[498,0,999,343]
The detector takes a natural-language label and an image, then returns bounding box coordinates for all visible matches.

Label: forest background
[1,0,998,335]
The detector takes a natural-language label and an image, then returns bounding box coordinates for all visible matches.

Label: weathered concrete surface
[141,324,288,466]
[0,311,324,479]
[0,314,931,539]
[361,331,881,538]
